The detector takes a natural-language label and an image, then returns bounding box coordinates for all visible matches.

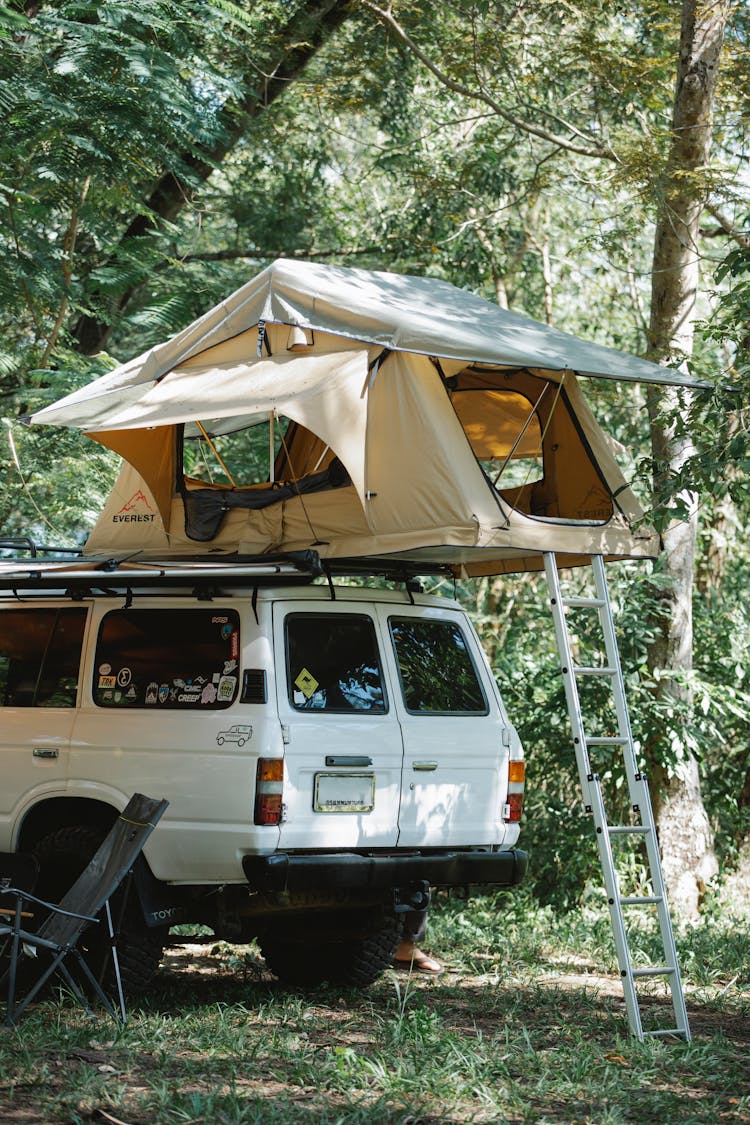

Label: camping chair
[0,793,168,1026]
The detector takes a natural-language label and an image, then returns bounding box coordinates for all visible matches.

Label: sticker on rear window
[295,668,319,699]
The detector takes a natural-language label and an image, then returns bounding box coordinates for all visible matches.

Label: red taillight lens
[504,791,524,822]
[255,758,283,825]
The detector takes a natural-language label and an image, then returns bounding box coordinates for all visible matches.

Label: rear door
[0,604,88,848]
[273,602,403,849]
[376,605,508,848]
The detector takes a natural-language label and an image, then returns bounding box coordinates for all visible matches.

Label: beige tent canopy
[29,259,709,576]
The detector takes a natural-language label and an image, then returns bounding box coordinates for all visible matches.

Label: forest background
[0,0,748,922]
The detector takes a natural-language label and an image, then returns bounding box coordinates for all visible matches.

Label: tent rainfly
[29,259,711,576]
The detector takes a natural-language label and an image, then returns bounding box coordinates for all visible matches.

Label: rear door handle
[325,755,373,767]
[412,761,438,771]
[32,747,59,760]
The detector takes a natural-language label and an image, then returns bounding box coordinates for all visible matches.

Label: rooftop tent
[29,259,710,576]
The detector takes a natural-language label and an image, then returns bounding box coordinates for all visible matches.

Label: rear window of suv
[286,613,386,712]
[0,607,86,707]
[388,617,488,714]
[94,608,240,708]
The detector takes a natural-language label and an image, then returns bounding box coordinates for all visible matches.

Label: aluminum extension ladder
[543,552,690,1041]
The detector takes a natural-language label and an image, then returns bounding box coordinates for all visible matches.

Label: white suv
[0,562,527,993]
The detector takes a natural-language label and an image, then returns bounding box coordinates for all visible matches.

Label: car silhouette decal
[216,724,253,747]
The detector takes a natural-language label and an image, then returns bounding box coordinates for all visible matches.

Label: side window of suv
[389,617,488,714]
[94,608,240,708]
[0,607,87,707]
[286,614,386,712]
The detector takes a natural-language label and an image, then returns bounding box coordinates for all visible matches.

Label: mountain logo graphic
[117,490,153,515]
[113,490,157,524]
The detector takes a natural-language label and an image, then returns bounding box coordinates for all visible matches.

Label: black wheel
[260,912,403,988]
[32,825,165,999]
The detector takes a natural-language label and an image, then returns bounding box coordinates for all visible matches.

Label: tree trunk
[71,0,351,354]
[644,0,731,917]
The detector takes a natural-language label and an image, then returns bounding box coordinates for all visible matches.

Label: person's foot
[392,940,444,974]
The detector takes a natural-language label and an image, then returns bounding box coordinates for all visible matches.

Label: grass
[1,891,749,1124]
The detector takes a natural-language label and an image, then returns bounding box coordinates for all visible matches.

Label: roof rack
[0,550,323,594]
[0,538,454,596]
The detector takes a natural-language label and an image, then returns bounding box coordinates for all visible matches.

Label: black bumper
[243,848,528,893]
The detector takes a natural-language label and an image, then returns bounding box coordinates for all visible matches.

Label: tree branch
[360,0,615,162]
[704,202,750,249]
[71,0,352,355]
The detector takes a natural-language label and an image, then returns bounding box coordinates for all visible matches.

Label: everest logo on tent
[113,490,156,524]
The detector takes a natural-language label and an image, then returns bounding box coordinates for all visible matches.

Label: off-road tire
[32,824,165,999]
[260,913,403,988]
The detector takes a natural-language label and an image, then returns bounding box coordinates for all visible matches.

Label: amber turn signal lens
[508,760,526,783]
[257,758,283,782]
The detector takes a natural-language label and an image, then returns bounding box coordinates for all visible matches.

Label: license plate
[313,772,375,813]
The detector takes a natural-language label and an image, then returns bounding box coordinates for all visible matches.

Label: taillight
[504,759,525,823]
[255,758,283,825]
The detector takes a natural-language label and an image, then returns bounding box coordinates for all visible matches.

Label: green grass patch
[1,895,748,1124]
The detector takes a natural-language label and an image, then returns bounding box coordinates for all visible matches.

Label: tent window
[452,389,544,490]
[179,416,350,543]
[183,416,292,487]
[450,375,614,524]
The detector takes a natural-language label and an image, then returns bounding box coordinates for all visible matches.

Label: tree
[353,0,741,915]
[643,0,732,916]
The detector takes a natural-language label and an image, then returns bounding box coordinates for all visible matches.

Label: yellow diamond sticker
[295,667,319,699]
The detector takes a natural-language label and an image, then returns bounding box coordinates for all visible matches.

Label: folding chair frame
[0,793,168,1026]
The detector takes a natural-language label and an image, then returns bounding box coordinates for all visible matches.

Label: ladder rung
[608,825,649,835]
[619,896,663,906]
[563,596,606,608]
[631,966,676,978]
[573,665,616,676]
[586,737,628,746]
[644,1028,688,1039]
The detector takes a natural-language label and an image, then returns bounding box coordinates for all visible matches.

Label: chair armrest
[0,886,99,924]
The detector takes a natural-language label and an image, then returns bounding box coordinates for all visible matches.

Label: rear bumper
[242,848,528,893]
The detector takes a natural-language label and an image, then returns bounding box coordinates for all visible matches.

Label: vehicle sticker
[295,668,319,699]
[217,675,237,702]
[230,631,239,659]
[201,682,218,704]
[216,724,252,746]
[114,691,122,703]
[223,659,237,676]
[117,667,132,688]
[145,683,158,704]
[158,684,170,703]
[220,623,232,639]
[99,675,116,689]
[126,686,137,700]
[212,616,229,625]
[99,663,111,676]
